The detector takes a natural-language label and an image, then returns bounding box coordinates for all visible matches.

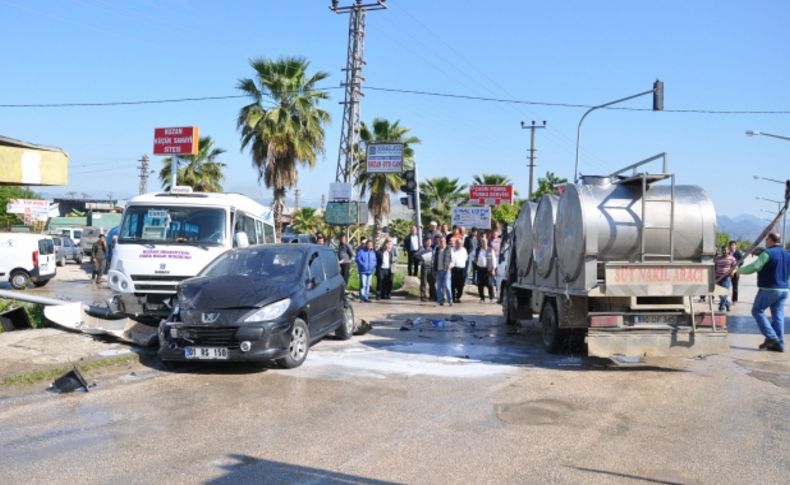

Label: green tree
[0,186,40,228]
[716,231,731,251]
[237,56,331,237]
[419,177,468,225]
[491,199,523,227]
[531,171,568,201]
[159,136,226,192]
[289,207,327,236]
[387,218,413,242]
[356,118,420,242]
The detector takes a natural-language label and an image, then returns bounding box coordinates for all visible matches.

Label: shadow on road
[208,454,401,485]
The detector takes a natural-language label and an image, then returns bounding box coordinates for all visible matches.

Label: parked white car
[0,233,57,289]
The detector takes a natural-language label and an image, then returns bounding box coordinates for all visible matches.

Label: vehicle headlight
[243,298,291,323]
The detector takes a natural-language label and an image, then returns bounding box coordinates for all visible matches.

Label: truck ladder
[638,172,676,263]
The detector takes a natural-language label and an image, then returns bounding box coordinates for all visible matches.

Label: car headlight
[243,298,291,323]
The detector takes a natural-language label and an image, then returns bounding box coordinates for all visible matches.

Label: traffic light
[400,169,416,193]
[653,79,664,111]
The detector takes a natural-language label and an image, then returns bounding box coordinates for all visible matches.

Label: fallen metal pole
[0,289,66,306]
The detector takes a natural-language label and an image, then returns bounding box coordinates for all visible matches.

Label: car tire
[334,300,355,340]
[56,255,64,267]
[9,270,31,290]
[276,318,310,369]
[33,279,50,288]
[73,253,82,264]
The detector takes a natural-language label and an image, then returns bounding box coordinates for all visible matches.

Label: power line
[0,85,787,115]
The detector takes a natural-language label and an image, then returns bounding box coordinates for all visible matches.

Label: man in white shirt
[404,225,421,276]
[450,238,468,303]
[476,237,497,302]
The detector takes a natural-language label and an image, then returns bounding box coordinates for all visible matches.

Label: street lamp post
[746,130,790,143]
[574,80,664,182]
[756,195,787,245]
[747,130,790,248]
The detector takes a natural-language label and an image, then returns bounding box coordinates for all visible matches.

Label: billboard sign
[6,198,51,214]
[470,185,514,206]
[452,206,491,229]
[365,143,404,173]
[325,201,369,226]
[328,183,353,201]
[153,126,199,156]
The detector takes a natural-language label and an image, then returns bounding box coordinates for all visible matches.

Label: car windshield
[119,205,226,246]
[200,247,304,281]
[52,237,62,245]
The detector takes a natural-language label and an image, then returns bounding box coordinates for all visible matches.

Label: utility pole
[137,154,150,195]
[521,120,547,198]
[330,0,387,185]
[294,189,301,210]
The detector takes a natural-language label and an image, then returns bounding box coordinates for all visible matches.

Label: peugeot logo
[201,312,220,324]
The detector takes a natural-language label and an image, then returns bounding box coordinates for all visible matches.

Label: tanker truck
[500,153,729,357]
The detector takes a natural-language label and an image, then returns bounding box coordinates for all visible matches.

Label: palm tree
[472,173,513,186]
[356,118,421,243]
[289,207,327,236]
[159,136,226,192]
[236,56,330,237]
[419,176,468,224]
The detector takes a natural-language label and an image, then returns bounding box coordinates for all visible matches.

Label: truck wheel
[502,284,516,325]
[9,270,31,290]
[541,299,564,354]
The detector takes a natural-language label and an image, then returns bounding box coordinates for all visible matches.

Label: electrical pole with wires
[137,154,151,195]
[521,120,547,198]
[329,0,387,185]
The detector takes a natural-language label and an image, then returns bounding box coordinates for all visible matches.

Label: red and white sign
[470,185,513,206]
[365,143,404,173]
[153,126,199,156]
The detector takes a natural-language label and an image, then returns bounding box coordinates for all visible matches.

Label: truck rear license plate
[185,346,229,360]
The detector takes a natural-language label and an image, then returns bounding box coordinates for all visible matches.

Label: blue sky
[2,0,788,221]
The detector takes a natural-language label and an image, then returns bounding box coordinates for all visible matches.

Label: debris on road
[0,306,32,331]
[48,366,90,393]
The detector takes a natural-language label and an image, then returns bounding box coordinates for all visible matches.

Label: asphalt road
[0,266,788,484]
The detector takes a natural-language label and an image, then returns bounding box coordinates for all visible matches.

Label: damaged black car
[159,244,356,368]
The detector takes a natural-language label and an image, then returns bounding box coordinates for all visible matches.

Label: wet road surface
[0,270,788,484]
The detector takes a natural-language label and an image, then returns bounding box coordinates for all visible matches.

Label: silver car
[52,236,83,266]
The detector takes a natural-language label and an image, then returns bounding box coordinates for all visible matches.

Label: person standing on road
[404,225,421,277]
[728,240,744,304]
[450,238,468,303]
[433,236,452,306]
[466,227,480,284]
[376,239,397,300]
[91,234,107,284]
[476,237,497,302]
[738,232,790,352]
[417,237,436,302]
[355,239,377,303]
[714,244,738,312]
[337,234,355,285]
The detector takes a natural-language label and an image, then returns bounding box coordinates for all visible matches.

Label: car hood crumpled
[178,275,292,311]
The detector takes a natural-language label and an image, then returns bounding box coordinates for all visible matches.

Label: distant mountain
[717,213,780,241]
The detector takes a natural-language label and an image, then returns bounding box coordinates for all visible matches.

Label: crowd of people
[318,221,505,306]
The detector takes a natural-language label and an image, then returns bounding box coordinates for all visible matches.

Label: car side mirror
[234,232,249,248]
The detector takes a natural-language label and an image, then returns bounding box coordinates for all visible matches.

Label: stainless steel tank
[555,175,717,282]
[514,201,538,277]
[534,195,560,278]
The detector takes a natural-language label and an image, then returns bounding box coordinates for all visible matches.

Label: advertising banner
[451,206,491,229]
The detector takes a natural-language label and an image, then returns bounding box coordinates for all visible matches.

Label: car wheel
[73,253,82,264]
[276,318,309,369]
[56,255,64,267]
[33,279,50,287]
[334,300,355,340]
[10,270,31,290]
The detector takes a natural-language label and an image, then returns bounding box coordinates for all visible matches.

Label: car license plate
[184,346,229,360]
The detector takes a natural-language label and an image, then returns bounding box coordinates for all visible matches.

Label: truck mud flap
[587,328,729,358]
[44,302,158,347]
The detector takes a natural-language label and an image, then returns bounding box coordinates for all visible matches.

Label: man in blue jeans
[355,240,377,303]
[739,232,790,352]
[432,236,453,306]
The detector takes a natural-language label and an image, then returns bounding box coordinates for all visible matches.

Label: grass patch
[346,263,407,292]
[0,298,48,333]
[1,352,139,387]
